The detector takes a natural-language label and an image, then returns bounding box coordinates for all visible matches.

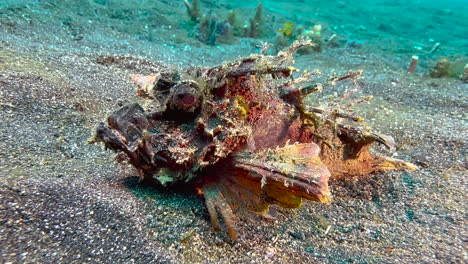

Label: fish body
[93,41,415,240]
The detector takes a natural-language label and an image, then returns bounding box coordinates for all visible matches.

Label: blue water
[1,0,466,65]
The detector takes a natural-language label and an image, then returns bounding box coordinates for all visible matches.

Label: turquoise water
[1,0,466,68]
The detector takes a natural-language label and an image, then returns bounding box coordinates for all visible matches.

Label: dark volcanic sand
[1,1,466,263]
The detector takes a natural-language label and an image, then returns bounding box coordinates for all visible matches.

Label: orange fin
[199,142,331,240]
[233,142,332,205]
[202,183,238,241]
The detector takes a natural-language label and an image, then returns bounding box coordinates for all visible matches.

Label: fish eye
[168,81,202,113]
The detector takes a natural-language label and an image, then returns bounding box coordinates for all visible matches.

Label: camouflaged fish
[91,40,416,240]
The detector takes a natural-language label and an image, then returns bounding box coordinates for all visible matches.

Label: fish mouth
[167,81,202,113]
[177,92,196,106]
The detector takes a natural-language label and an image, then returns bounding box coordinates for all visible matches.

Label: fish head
[96,69,271,185]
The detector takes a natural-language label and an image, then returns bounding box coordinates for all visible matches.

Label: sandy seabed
[0,1,466,263]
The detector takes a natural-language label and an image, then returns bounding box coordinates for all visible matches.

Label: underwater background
[0,0,466,263]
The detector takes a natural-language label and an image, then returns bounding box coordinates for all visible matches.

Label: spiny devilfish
[91,40,416,240]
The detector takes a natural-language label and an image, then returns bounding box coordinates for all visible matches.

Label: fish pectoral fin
[233,142,332,205]
[199,143,332,240]
[202,184,238,241]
